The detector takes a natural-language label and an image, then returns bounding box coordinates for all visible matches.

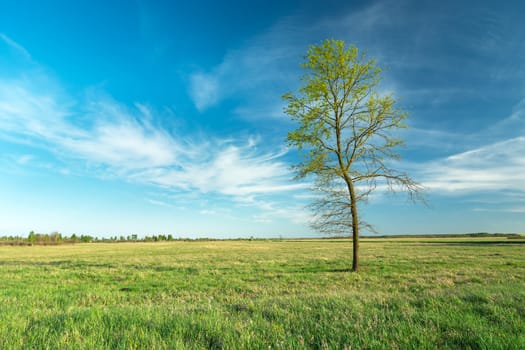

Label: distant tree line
[1,232,520,245]
[0,231,160,245]
[359,233,524,239]
[0,232,245,245]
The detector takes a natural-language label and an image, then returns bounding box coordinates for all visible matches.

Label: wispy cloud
[187,0,525,122]
[0,81,176,168]
[185,0,525,214]
[418,136,525,194]
[399,95,525,162]
[473,207,525,214]
[184,1,405,112]
[189,73,220,111]
[146,198,173,207]
[187,16,308,113]
[63,99,181,169]
[0,37,304,207]
[0,33,32,60]
[492,98,525,137]
[0,78,303,199]
[15,154,34,165]
[249,199,311,225]
[134,138,307,198]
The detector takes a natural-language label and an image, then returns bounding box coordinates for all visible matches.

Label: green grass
[0,238,523,349]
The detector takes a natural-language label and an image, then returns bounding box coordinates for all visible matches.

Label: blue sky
[1,0,524,237]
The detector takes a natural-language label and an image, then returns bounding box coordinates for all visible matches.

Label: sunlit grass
[1,238,523,348]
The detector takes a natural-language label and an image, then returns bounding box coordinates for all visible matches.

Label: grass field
[0,238,523,349]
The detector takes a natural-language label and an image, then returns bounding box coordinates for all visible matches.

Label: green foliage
[284,39,407,182]
[0,239,523,348]
[27,230,36,243]
[80,234,93,243]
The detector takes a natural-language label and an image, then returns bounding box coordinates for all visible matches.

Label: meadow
[0,238,523,349]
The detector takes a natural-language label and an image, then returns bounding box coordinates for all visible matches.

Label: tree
[284,39,423,272]
[27,231,36,244]
[80,234,93,243]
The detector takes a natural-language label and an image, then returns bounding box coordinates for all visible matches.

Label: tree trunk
[334,104,360,271]
[347,180,360,272]
[350,198,359,272]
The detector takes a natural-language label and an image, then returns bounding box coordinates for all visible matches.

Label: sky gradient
[1,0,524,238]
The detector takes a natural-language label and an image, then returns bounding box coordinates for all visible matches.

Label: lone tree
[284,39,423,272]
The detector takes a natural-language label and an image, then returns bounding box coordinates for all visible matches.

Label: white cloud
[189,72,220,111]
[16,154,34,165]
[135,140,307,198]
[0,76,304,203]
[0,82,71,139]
[0,82,176,169]
[418,136,525,194]
[401,95,525,199]
[473,207,525,213]
[146,199,172,207]
[0,33,305,209]
[62,99,179,169]
[0,69,311,226]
